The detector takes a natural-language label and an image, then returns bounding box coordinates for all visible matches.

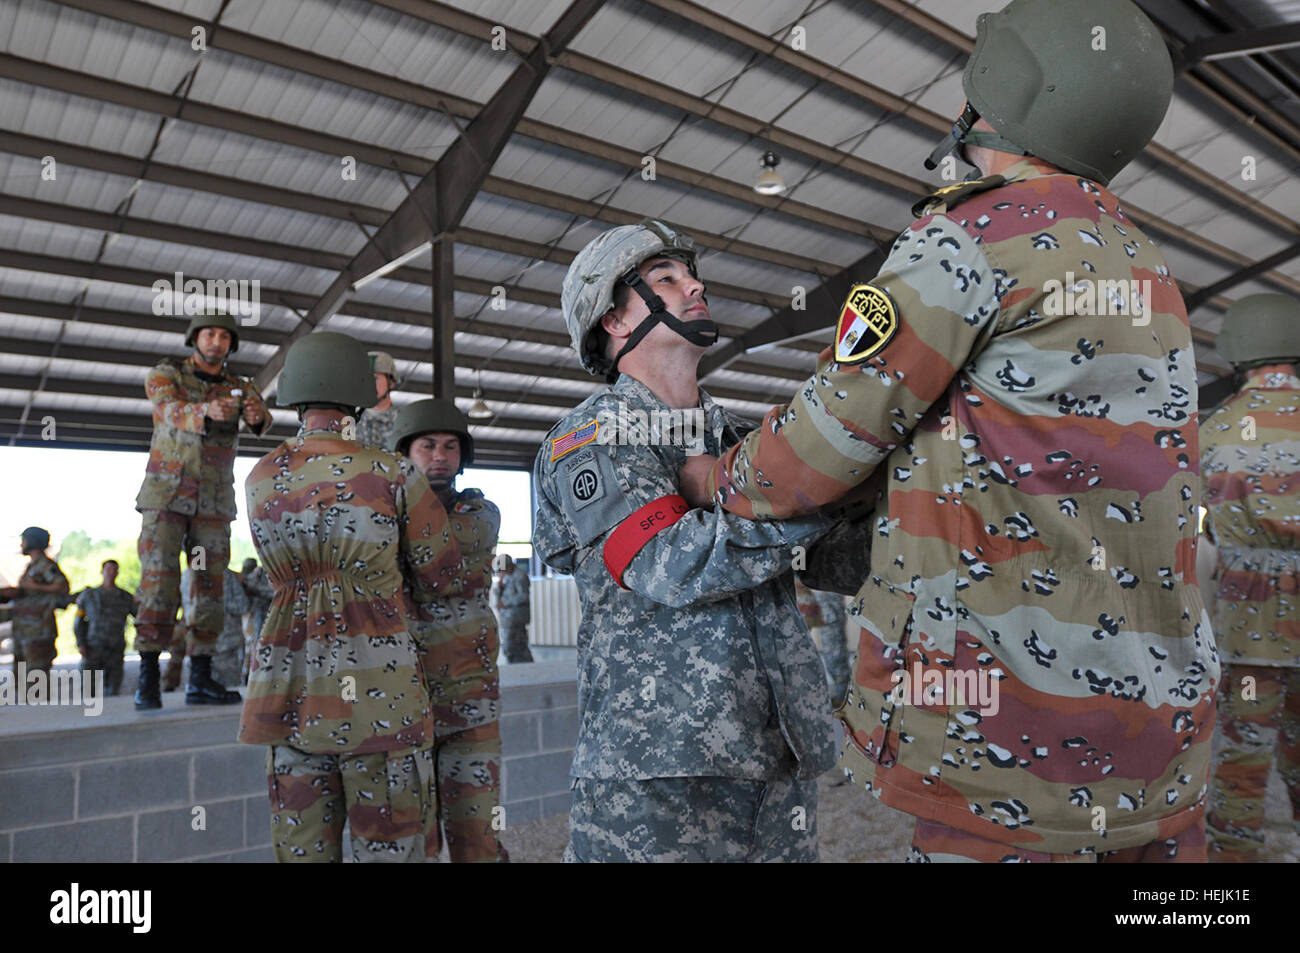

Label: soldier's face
[102,562,118,585]
[374,374,394,400]
[409,433,462,490]
[194,327,232,363]
[621,257,708,325]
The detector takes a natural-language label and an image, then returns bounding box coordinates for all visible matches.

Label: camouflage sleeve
[225,574,250,615]
[541,429,833,610]
[73,590,89,643]
[144,362,207,432]
[397,459,465,602]
[709,212,1002,518]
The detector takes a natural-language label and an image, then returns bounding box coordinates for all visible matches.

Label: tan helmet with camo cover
[562,220,713,379]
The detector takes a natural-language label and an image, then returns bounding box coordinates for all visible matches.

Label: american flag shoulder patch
[551,420,599,461]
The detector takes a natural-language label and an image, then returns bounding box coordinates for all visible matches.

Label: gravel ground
[499,765,1298,863]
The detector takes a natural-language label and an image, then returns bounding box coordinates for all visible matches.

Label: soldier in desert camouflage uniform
[394,399,510,863]
[239,332,464,863]
[133,312,271,710]
[1200,293,1300,860]
[682,0,1219,862]
[535,220,840,863]
[74,559,136,695]
[354,350,401,450]
[10,527,69,677]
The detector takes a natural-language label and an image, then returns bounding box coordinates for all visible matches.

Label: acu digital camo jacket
[1201,365,1300,668]
[135,355,272,518]
[533,373,837,782]
[239,412,464,756]
[708,159,1219,854]
[407,487,503,734]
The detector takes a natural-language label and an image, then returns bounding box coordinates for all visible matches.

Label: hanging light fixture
[754,151,786,195]
[468,372,493,420]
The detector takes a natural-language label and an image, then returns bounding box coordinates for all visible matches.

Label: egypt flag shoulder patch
[835,283,898,365]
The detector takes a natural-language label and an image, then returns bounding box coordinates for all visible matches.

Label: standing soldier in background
[497,556,533,664]
[794,579,852,709]
[211,566,250,689]
[239,557,273,683]
[240,332,464,863]
[393,399,510,862]
[74,558,136,696]
[133,312,270,710]
[354,350,402,449]
[11,527,69,677]
[1200,293,1300,861]
[682,0,1219,862]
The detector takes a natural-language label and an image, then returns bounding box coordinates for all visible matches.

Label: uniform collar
[298,409,350,436]
[1242,363,1300,391]
[611,372,707,413]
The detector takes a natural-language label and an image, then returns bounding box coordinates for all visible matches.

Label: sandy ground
[500,767,1298,863]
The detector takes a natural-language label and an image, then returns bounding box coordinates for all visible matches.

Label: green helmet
[390,398,474,464]
[562,220,699,377]
[19,526,50,552]
[276,332,377,409]
[926,0,1173,186]
[1215,293,1300,367]
[184,312,240,353]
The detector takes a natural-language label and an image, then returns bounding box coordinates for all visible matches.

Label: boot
[186,654,242,705]
[134,651,162,711]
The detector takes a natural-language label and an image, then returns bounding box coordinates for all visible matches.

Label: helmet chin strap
[606,267,719,383]
[925,102,1028,174]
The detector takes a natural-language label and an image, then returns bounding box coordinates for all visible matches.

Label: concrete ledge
[0,659,578,862]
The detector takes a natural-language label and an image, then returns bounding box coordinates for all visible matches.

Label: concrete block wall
[0,660,577,862]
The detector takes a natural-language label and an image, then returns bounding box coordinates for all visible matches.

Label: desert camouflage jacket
[239,411,464,756]
[135,355,271,518]
[1201,364,1300,667]
[408,487,503,733]
[534,373,837,782]
[709,159,1219,854]
[12,553,69,644]
[74,584,136,649]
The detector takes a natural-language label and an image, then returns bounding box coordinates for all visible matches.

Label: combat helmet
[19,526,50,553]
[184,312,240,353]
[276,332,376,410]
[562,220,717,381]
[1215,293,1300,368]
[368,350,404,387]
[390,398,474,466]
[925,0,1173,185]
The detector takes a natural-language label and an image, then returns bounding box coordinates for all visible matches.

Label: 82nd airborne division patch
[835,283,899,365]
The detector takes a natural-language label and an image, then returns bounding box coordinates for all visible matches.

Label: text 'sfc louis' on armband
[602,494,690,588]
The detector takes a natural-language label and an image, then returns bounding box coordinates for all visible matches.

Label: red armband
[602,494,690,590]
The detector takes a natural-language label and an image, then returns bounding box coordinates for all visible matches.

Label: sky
[0,445,534,556]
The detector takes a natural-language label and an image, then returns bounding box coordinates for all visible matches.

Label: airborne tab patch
[834,284,898,364]
[551,420,599,461]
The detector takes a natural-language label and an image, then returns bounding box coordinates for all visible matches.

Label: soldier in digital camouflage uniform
[535,220,842,863]
[795,578,852,708]
[681,0,1219,862]
[11,527,69,677]
[393,399,510,863]
[240,557,273,683]
[239,332,464,863]
[497,556,533,664]
[74,558,136,696]
[1200,293,1300,860]
[133,312,271,711]
[354,350,402,450]
[213,567,250,689]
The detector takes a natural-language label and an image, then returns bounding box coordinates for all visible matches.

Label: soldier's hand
[678,453,718,509]
[242,401,264,427]
[206,396,239,422]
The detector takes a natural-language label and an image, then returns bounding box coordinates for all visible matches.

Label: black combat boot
[134,651,162,711]
[186,654,242,705]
